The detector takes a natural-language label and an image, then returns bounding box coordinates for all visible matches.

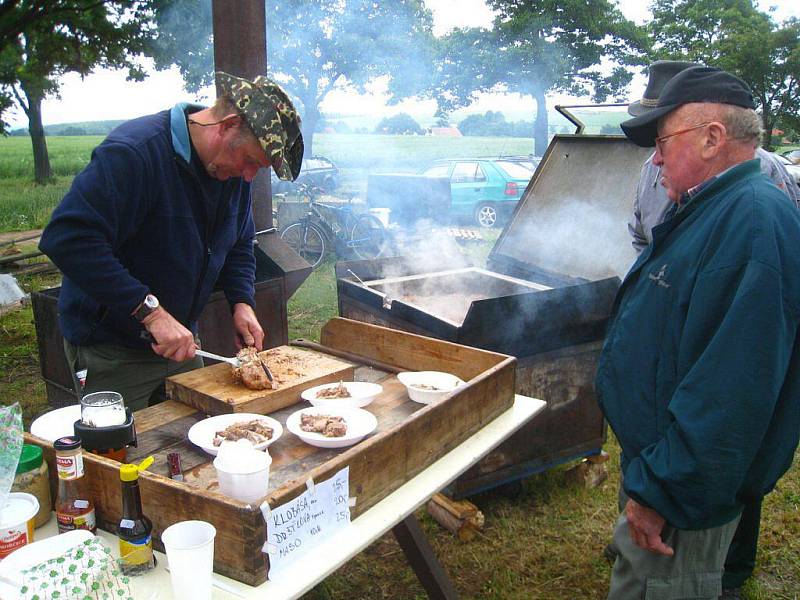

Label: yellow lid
[119,456,154,482]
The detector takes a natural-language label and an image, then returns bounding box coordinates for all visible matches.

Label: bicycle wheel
[350,214,386,260]
[281,221,326,268]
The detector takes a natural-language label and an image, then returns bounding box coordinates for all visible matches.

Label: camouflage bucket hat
[216,71,304,181]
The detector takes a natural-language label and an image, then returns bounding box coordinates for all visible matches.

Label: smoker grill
[337,135,654,496]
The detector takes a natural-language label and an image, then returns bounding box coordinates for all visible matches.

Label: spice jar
[54,436,96,534]
[11,444,52,528]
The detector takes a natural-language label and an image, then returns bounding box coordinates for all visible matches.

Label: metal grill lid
[488,135,654,282]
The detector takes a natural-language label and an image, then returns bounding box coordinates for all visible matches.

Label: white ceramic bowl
[286,406,377,449]
[187,413,283,456]
[396,371,465,404]
[29,405,81,441]
[301,381,383,409]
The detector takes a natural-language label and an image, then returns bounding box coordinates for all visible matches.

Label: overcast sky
[6,0,798,129]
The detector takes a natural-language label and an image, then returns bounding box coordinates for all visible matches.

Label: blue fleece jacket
[596,160,800,530]
[39,104,256,349]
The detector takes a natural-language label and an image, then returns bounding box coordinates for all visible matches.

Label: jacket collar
[170,102,206,163]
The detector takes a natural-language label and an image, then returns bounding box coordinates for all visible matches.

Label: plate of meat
[300,381,383,408]
[188,413,283,456]
[286,406,378,449]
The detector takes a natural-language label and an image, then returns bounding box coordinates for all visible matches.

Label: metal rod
[290,339,403,374]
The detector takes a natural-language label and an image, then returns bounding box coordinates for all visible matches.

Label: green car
[421,158,535,227]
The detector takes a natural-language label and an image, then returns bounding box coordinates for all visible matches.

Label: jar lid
[54,436,82,452]
[16,444,43,474]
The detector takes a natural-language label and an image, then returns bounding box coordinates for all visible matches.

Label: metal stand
[392,514,460,600]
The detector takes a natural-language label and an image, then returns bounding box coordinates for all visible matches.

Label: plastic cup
[213,440,271,503]
[161,520,216,600]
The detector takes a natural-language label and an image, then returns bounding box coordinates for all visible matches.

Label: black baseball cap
[621,66,756,147]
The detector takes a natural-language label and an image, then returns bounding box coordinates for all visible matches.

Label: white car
[776,153,800,187]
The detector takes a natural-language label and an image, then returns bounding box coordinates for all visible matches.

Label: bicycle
[279,184,387,269]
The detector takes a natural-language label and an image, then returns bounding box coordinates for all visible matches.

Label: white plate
[397,371,465,404]
[286,406,377,449]
[0,529,94,595]
[301,381,383,409]
[188,413,283,456]
[29,405,81,441]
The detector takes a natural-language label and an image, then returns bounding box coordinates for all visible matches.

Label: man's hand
[143,307,197,362]
[232,303,265,350]
[625,498,674,556]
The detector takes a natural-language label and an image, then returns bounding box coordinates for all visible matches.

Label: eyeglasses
[655,122,712,153]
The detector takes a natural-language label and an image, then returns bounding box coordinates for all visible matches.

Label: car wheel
[475,203,498,228]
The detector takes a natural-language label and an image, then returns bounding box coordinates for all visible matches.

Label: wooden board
[26,318,516,586]
[166,345,355,415]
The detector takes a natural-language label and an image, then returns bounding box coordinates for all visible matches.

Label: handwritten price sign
[266,467,351,579]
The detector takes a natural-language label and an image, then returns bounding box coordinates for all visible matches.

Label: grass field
[1,134,799,598]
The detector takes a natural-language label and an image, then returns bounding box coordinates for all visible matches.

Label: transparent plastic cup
[213,440,271,503]
[161,520,216,600]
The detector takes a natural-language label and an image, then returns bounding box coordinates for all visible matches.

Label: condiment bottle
[118,456,155,575]
[54,436,97,534]
[11,444,52,528]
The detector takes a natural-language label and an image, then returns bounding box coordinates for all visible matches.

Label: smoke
[502,197,637,280]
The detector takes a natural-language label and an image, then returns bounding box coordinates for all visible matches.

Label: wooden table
[27,395,545,600]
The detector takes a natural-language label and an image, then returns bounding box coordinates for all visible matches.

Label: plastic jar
[0,492,40,559]
[11,444,52,528]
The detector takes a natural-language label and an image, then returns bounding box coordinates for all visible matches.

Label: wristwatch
[133,294,160,322]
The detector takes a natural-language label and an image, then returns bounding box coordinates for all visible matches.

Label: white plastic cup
[213,441,271,503]
[161,520,216,600]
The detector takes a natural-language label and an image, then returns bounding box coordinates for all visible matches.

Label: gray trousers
[64,339,203,412]
[608,493,741,600]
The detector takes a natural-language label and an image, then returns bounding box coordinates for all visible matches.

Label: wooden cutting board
[165,345,355,415]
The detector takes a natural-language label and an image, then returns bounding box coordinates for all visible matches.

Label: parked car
[776,153,800,187]
[271,155,339,194]
[420,158,534,227]
[781,149,800,165]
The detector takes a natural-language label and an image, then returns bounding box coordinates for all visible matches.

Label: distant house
[430,127,462,137]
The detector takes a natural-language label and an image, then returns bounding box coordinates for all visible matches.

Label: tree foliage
[374,113,423,135]
[457,110,535,137]
[151,0,436,157]
[648,0,800,148]
[0,1,158,182]
[430,0,647,154]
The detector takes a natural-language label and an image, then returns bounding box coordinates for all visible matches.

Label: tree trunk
[302,105,319,159]
[760,102,772,151]
[533,88,548,156]
[24,89,52,183]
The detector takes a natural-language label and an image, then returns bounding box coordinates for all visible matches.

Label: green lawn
[1,134,799,599]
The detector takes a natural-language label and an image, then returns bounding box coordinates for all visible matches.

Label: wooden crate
[26,318,516,586]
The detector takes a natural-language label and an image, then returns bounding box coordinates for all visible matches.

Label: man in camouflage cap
[216,71,304,182]
[40,71,303,412]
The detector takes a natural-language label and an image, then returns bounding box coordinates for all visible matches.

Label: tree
[375,113,423,135]
[430,0,647,155]
[648,0,800,151]
[152,0,435,157]
[0,1,157,182]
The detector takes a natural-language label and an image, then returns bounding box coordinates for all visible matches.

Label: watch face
[144,295,159,309]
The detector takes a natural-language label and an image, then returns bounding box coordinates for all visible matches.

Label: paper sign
[266,467,350,579]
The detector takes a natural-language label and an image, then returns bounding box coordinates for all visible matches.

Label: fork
[195,349,274,383]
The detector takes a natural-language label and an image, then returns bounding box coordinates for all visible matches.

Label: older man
[596,66,800,598]
[40,72,303,411]
[621,61,800,600]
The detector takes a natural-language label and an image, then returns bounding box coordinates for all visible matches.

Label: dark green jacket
[596,160,800,530]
